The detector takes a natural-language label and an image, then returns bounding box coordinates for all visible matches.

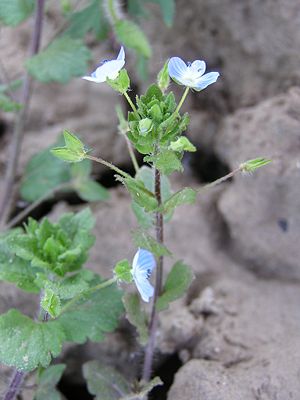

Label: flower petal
[94,59,125,82]
[132,248,156,274]
[194,71,220,91]
[191,60,206,76]
[134,275,154,302]
[168,57,187,83]
[117,46,125,61]
[132,248,156,302]
[82,76,103,83]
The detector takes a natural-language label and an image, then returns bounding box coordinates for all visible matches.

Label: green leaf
[123,293,148,345]
[131,201,154,229]
[76,180,109,202]
[0,93,22,112]
[70,158,92,178]
[157,61,170,92]
[132,229,171,258]
[0,231,40,293]
[149,0,175,26]
[63,130,85,152]
[107,69,130,94]
[57,279,123,343]
[64,0,108,39]
[41,289,61,318]
[26,37,91,83]
[169,136,196,152]
[138,118,153,136]
[161,187,197,214]
[114,20,151,58]
[83,360,130,400]
[240,157,272,173]
[0,309,65,371]
[0,0,34,26]
[35,364,66,400]
[51,131,86,162]
[119,176,158,212]
[157,261,194,311]
[20,138,71,202]
[122,377,163,400]
[114,259,132,283]
[50,147,85,162]
[147,149,183,175]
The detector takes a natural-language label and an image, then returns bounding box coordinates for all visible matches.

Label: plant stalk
[142,168,164,382]
[124,135,139,174]
[0,0,45,229]
[197,167,241,193]
[85,154,131,179]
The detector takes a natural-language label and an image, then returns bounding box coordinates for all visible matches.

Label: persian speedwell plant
[51,47,270,386]
[0,45,270,400]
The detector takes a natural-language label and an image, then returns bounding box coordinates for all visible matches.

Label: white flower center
[181,65,203,86]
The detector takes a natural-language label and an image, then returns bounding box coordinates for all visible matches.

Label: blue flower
[131,248,156,302]
[82,46,125,83]
[168,57,219,91]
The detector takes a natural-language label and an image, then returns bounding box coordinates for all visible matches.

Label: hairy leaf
[132,229,171,257]
[0,310,65,371]
[75,180,109,202]
[160,187,197,214]
[26,37,91,83]
[83,360,130,400]
[157,261,194,311]
[147,150,183,175]
[35,364,66,400]
[123,293,148,345]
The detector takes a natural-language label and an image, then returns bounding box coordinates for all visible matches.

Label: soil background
[1,1,300,399]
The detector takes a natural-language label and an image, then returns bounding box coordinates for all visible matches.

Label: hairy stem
[142,168,164,382]
[175,86,189,114]
[197,167,241,193]
[0,0,45,229]
[5,183,71,230]
[124,91,139,119]
[124,135,139,174]
[85,154,131,179]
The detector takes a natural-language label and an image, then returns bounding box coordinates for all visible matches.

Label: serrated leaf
[57,279,123,343]
[41,289,61,318]
[114,260,132,283]
[119,176,158,212]
[51,147,85,162]
[0,310,65,371]
[131,201,154,229]
[147,150,183,175]
[107,69,130,94]
[76,180,109,202]
[114,20,151,58]
[83,360,130,400]
[132,229,171,257]
[123,293,148,345]
[0,231,40,293]
[35,364,66,400]
[157,261,194,311]
[160,187,197,214]
[169,136,196,152]
[0,0,34,26]
[63,130,85,152]
[26,37,91,83]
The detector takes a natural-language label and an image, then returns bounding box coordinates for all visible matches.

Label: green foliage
[35,364,66,400]
[149,0,175,26]
[107,69,130,94]
[0,230,40,293]
[56,278,123,343]
[26,37,91,83]
[114,259,132,283]
[41,289,62,318]
[132,229,171,258]
[0,0,34,26]
[83,360,131,400]
[114,20,151,59]
[0,309,65,371]
[146,149,183,175]
[0,93,22,112]
[9,209,95,277]
[157,261,194,311]
[160,187,197,214]
[157,61,170,93]
[118,176,158,212]
[169,136,196,152]
[123,293,148,345]
[240,157,272,173]
[64,0,108,39]
[83,360,162,400]
[51,130,87,162]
